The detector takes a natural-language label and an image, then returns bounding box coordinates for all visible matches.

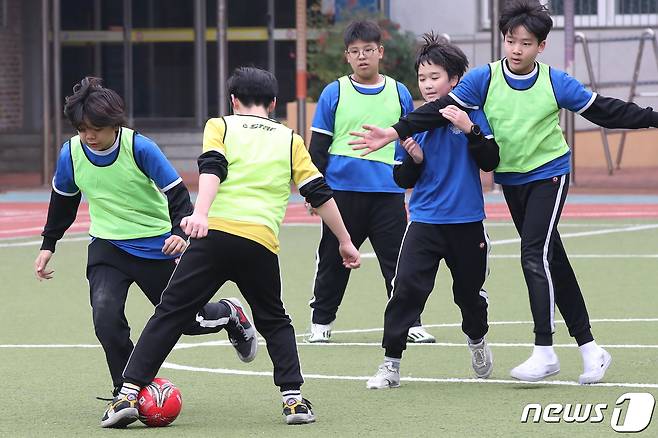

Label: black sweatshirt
[40,182,193,252]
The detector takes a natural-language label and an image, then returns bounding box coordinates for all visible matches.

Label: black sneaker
[100,393,139,428]
[221,298,258,362]
[283,397,315,425]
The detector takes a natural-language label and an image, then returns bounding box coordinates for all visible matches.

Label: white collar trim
[502,58,538,80]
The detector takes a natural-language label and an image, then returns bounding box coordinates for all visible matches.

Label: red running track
[2,201,658,239]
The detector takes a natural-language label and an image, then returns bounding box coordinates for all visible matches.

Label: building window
[616,0,658,14]
[0,0,7,29]
[549,0,599,15]
[481,0,658,28]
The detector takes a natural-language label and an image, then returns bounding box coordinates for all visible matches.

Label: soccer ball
[137,377,182,427]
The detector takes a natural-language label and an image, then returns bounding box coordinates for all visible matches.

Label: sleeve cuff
[392,121,411,140]
[40,236,57,252]
[651,111,658,128]
[171,226,187,239]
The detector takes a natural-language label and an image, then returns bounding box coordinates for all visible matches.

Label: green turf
[1,219,657,437]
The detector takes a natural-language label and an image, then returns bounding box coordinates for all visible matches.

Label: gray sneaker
[468,338,493,378]
[221,298,258,362]
[366,362,400,389]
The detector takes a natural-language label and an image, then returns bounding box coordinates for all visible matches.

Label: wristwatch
[469,124,481,136]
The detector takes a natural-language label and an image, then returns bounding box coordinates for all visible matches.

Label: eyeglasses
[345,47,379,58]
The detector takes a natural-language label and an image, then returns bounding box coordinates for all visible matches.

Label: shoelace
[377,364,396,375]
[473,347,487,367]
[227,318,249,343]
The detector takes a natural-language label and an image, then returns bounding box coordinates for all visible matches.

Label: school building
[1,0,657,188]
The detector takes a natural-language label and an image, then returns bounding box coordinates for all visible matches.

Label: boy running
[351,0,658,384]
[367,33,500,389]
[34,77,250,399]
[101,67,360,428]
[308,20,434,344]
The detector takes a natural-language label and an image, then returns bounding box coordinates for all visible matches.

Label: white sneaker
[510,355,560,382]
[468,338,493,378]
[306,323,331,343]
[579,348,612,384]
[366,362,400,389]
[407,326,436,343]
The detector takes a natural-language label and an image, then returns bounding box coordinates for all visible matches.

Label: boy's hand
[162,235,187,255]
[304,201,317,216]
[439,105,474,134]
[338,241,361,269]
[34,250,54,281]
[402,137,424,164]
[181,213,209,239]
[349,125,398,156]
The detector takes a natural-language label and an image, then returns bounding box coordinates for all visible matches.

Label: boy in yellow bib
[102,67,360,428]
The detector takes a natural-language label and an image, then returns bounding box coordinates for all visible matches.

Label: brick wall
[0,0,23,132]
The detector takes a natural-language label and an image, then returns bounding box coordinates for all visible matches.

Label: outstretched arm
[580,94,658,129]
[350,95,462,155]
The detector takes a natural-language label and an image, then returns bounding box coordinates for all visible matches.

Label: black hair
[227,66,278,108]
[499,0,553,43]
[343,20,381,48]
[414,32,469,80]
[63,77,126,129]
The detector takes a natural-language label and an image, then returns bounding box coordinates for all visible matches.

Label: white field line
[363,253,658,259]
[2,318,656,349]
[0,236,90,248]
[294,318,658,337]
[4,341,657,350]
[489,223,658,246]
[3,222,658,247]
[161,362,658,389]
[283,342,658,349]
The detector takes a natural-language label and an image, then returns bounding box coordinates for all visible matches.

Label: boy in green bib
[103,67,360,428]
[35,77,255,402]
[307,20,435,344]
[351,0,658,384]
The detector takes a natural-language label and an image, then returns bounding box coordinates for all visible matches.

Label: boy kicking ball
[101,67,360,428]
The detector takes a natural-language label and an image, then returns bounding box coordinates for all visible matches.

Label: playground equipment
[575,29,658,174]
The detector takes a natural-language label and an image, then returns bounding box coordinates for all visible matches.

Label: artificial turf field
[1,219,657,437]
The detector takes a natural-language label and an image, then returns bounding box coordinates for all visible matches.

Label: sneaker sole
[100,408,139,428]
[407,337,436,344]
[579,352,612,384]
[366,381,400,389]
[286,413,316,424]
[510,367,560,382]
[224,297,258,363]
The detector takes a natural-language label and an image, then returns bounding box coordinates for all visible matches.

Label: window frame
[479,0,658,29]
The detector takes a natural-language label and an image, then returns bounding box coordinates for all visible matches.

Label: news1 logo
[521,392,656,433]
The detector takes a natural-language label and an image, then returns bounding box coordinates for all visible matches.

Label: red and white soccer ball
[137,377,182,427]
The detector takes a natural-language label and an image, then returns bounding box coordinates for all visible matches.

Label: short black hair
[414,32,469,81]
[227,66,278,108]
[343,20,381,48]
[499,0,553,43]
[63,77,126,129]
